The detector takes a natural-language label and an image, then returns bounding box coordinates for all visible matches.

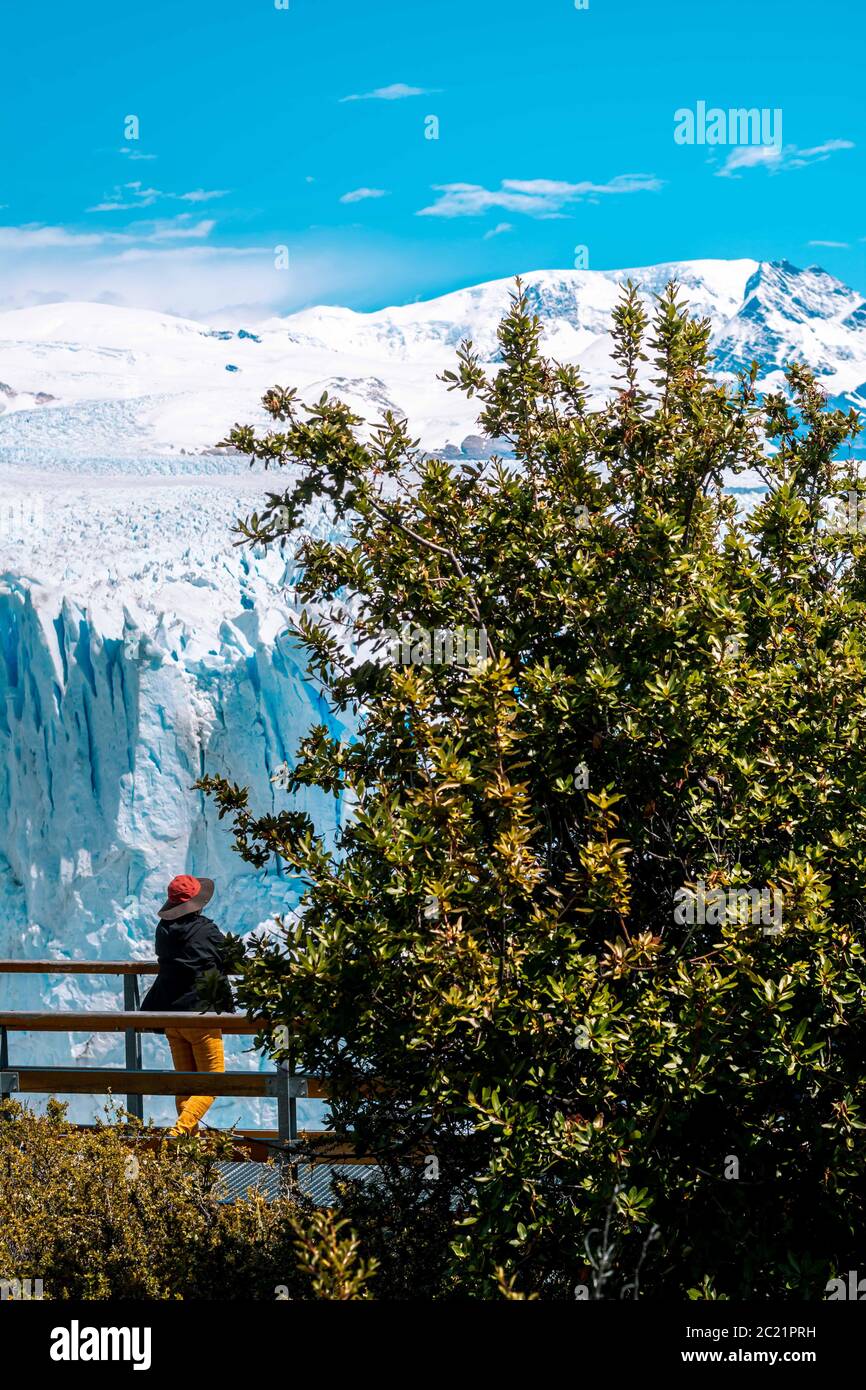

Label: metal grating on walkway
[296,1160,382,1206]
[214,1159,381,1206]
[214,1160,285,1203]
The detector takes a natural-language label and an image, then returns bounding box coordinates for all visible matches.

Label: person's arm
[203,924,235,1011]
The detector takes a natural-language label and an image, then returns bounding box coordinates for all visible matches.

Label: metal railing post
[0,1025,8,1102]
[122,975,144,1121]
[276,1031,299,1193]
[276,1061,297,1145]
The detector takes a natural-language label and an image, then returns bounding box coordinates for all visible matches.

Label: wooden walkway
[0,959,355,1172]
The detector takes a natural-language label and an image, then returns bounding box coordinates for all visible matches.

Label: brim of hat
[157,877,215,921]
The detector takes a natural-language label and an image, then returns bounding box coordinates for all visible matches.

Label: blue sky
[1,0,863,318]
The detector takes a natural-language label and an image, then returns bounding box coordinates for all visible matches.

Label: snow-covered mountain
[1,259,864,462]
[0,258,863,1124]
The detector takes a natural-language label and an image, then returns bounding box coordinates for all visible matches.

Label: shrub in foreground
[0,1100,375,1300]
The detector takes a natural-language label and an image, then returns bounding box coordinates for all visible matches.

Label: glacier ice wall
[0,578,344,942]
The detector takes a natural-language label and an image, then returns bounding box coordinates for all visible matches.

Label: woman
[140,874,234,1136]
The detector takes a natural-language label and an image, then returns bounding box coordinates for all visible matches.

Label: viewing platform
[0,959,373,1204]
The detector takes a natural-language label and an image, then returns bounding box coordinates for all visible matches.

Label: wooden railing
[0,960,322,1148]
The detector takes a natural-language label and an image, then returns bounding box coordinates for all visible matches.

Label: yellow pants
[165,1026,225,1134]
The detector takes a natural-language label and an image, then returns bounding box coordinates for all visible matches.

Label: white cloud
[0,232,424,321]
[0,215,219,251]
[418,174,662,218]
[143,218,216,241]
[89,183,231,213]
[716,146,781,176]
[0,224,113,249]
[87,182,160,212]
[717,138,854,178]
[105,244,264,264]
[117,148,157,161]
[808,239,849,249]
[340,82,433,102]
[483,222,512,239]
[177,189,231,203]
[340,187,389,204]
[786,139,855,166]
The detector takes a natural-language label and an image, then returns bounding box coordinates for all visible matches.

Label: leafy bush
[0,1100,375,1300]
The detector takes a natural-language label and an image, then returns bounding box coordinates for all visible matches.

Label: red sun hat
[157,874,215,921]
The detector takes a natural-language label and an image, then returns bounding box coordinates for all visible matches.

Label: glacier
[0,257,864,1125]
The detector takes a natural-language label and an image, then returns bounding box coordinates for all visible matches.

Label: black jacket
[140,911,235,1014]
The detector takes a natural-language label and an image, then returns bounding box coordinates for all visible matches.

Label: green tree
[202,281,866,1299]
